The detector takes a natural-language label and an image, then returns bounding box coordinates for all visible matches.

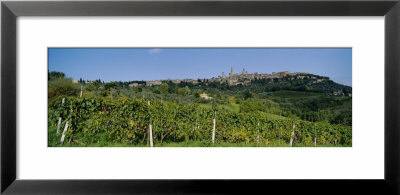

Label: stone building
[146,80,162,86]
[279,71,289,77]
[214,68,309,86]
[129,83,141,87]
[200,93,213,100]
[222,72,226,79]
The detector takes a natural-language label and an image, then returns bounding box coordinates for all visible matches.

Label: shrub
[48,78,78,99]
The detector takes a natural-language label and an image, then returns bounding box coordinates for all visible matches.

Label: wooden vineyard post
[149,124,153,147]
[212,111,216,144]
[289,124,295,147]
[60,121,69,144]
[56,117,62,134]
[148,100,153,147]
[56,98,65,134]
[257,122,260,144]
[314,126,317,147]
[80,85,83,97]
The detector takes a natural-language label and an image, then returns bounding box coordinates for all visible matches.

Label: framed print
[2,0,400,194]
[47,47,353,148]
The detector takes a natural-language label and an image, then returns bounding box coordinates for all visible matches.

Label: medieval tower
[229,67,234,77]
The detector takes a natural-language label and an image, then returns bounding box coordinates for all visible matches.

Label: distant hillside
[75,70,352,96]
[250,73,352,95]
[173,73,351,96]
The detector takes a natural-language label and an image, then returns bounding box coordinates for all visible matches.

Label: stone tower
[230,67,234,77]
[242,68,246,75]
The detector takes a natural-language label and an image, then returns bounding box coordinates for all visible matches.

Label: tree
[49,71,65,80]
[178,86,190,96]
[243,90,253,99]
[194,89,202,98]
[104,82,119,90]
[160,83,169,94]
[184,86,191,95]
[174,85,180,94]
[153,88,161,94]
[99,89,109,97]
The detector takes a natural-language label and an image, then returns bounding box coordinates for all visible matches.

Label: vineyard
[48,96,352,147]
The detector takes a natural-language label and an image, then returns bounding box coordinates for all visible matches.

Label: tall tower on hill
[230,67,234,77]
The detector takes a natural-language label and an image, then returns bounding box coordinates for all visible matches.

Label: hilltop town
[129,67,323,87]
[71,67,350,96]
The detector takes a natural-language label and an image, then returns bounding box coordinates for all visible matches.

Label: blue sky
[48,48,352,86]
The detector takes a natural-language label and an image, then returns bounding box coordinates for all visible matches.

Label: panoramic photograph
[48,48,352,147]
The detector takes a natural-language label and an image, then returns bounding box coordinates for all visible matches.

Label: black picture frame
[1,0,399,194]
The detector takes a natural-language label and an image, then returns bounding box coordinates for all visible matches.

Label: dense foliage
[48,71,352,147]
[48,78,79,99]
[49,97,351,146]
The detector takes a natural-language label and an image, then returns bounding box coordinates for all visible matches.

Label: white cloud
[149,48,161,54]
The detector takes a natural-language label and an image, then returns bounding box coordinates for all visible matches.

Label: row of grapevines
[48,96,351,146]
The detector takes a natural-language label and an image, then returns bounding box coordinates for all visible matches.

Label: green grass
[258,111,287,120]
[199,103,212,109]
[219,103,240,113]
[199,96,240,113]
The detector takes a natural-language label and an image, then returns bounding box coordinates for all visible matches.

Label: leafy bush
[240,98,263,113]
[48,78,78,98]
